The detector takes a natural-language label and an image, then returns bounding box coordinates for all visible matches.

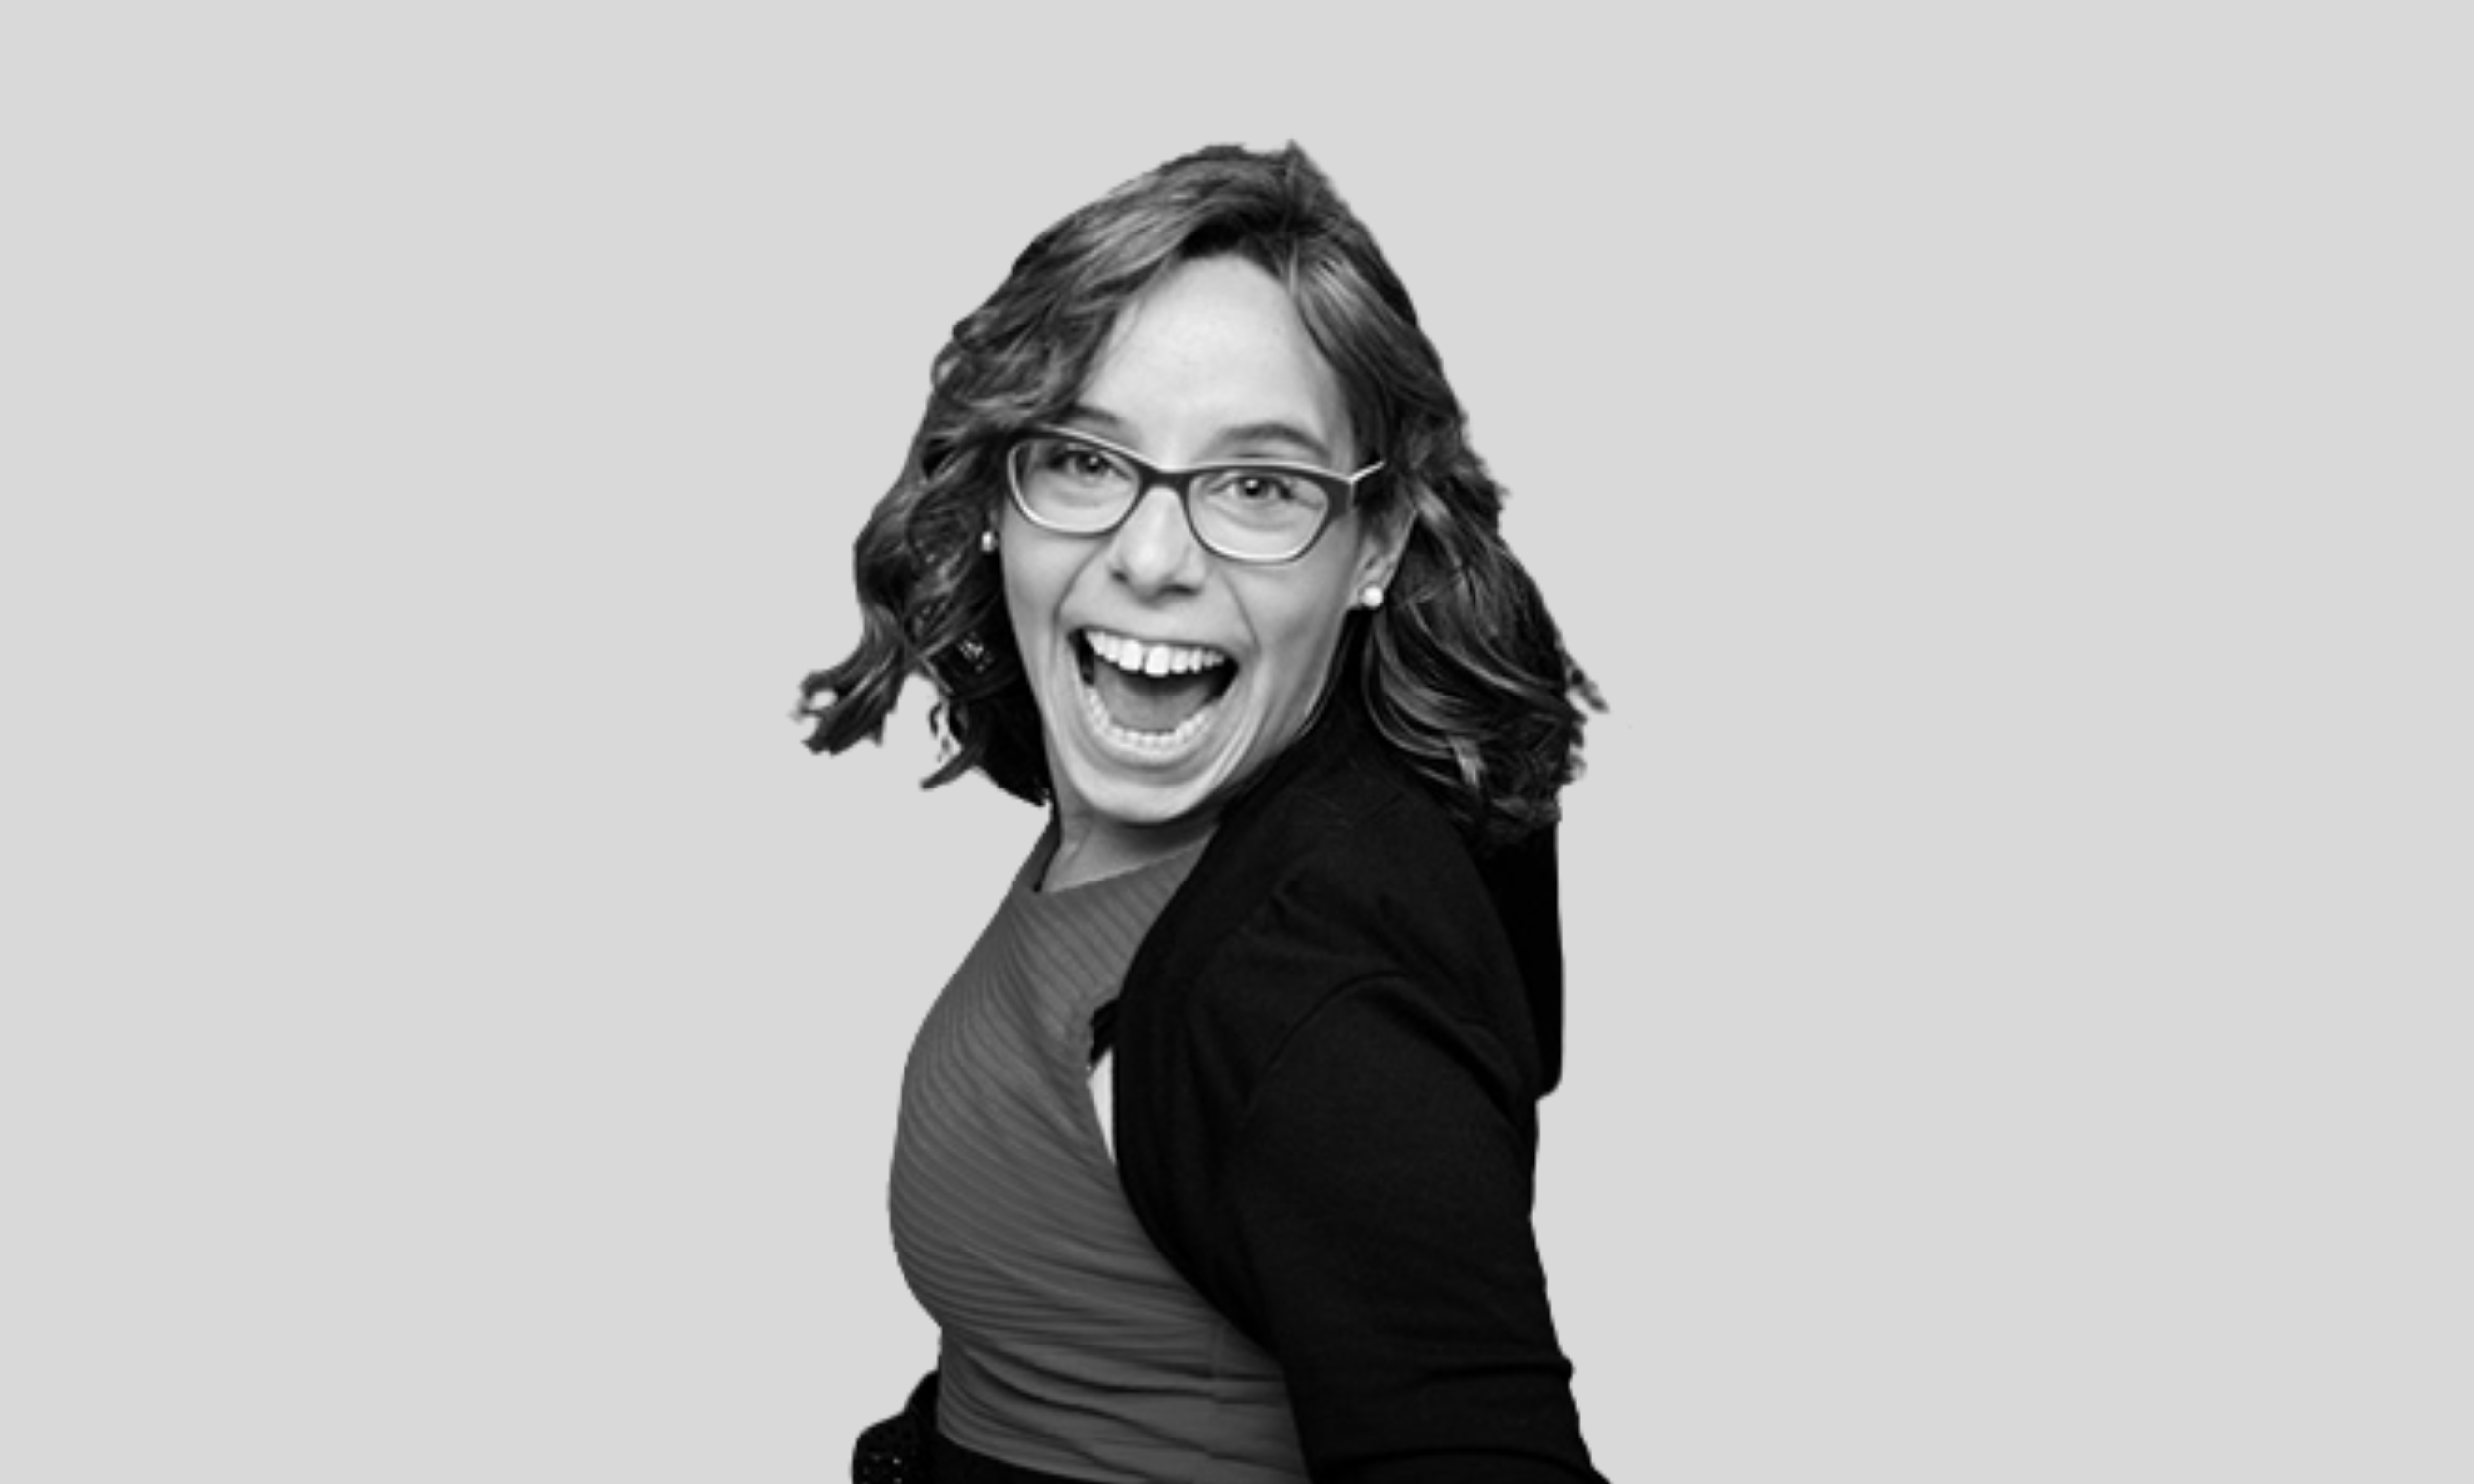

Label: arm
[1218,976,1606,1484]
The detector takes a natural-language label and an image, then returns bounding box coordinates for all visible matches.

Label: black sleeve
[1216,976,1606,1484]
[850,1370,939,1484]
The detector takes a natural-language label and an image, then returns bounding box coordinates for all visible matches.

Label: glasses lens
[1013,436,1138,530]
[1192,468,1331,560]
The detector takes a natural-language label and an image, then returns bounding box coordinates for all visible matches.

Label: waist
[935,1341,1306,1484]
[932,1429,1104,1484]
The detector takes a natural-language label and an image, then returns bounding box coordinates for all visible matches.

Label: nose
[1105,480,1209,595]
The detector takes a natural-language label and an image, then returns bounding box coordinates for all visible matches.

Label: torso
[890,826,1309,1484]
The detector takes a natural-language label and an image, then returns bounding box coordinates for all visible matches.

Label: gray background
[4,5,2465,1480]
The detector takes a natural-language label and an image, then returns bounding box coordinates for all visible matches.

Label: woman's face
[1000,254,1401,848]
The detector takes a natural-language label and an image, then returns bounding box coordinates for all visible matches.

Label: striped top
[891,826,1308,1484]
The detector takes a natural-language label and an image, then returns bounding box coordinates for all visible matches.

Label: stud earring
[1358,583,1385,610]
[979,530,999,555]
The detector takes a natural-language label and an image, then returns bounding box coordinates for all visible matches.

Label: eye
[1219,471,1308,504]
[1035,439,1129,485]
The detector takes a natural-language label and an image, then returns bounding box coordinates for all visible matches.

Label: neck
[1042,808,1217,892]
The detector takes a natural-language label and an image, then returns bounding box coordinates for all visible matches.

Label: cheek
[998,543,1065,644]
[1245,576,1355,693]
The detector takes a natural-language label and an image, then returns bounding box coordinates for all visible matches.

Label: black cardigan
[1111,692,1603,1483]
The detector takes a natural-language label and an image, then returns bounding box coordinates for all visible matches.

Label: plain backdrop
[4,5,2466,1481]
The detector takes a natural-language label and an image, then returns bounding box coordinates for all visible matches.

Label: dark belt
[855,1372,1112,1484]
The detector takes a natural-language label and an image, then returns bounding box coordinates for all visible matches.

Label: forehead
[1077,255,1353,463]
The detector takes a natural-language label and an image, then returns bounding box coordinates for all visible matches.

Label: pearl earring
[979,530,999,555]
[1358,583,1385,610]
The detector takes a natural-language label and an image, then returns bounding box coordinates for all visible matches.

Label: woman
[801,143,1606,1484]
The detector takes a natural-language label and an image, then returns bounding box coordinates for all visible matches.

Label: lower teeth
[1081,678,1214,751]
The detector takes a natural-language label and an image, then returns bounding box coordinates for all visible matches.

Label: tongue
[1093,664,1221,734]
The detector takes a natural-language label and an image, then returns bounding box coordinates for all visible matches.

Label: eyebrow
[1060,404,1342,469]
[1213,420,1339,467]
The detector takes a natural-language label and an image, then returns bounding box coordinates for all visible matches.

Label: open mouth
[1075,628,1236,746]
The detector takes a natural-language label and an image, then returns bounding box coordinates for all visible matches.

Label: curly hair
[797,142,1600,849]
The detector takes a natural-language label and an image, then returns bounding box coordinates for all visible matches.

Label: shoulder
[1128,698,1534,1085]
[1113,698,1558,1286]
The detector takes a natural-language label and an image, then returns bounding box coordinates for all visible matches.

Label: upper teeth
[1087,630,1229,678]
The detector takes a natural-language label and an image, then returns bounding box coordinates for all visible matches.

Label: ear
[1352,494,1415,594]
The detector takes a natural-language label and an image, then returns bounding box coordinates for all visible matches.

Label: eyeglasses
[1004,426,1383,565]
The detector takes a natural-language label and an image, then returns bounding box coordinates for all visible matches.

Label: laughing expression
[999,255,1400,873]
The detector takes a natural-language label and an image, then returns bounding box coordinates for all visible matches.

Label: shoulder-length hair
[797,142,1599,849]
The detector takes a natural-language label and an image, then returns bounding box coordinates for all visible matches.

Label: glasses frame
[1003,425,1385,566]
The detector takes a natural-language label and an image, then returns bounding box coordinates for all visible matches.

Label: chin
[1053,724,1257,833]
